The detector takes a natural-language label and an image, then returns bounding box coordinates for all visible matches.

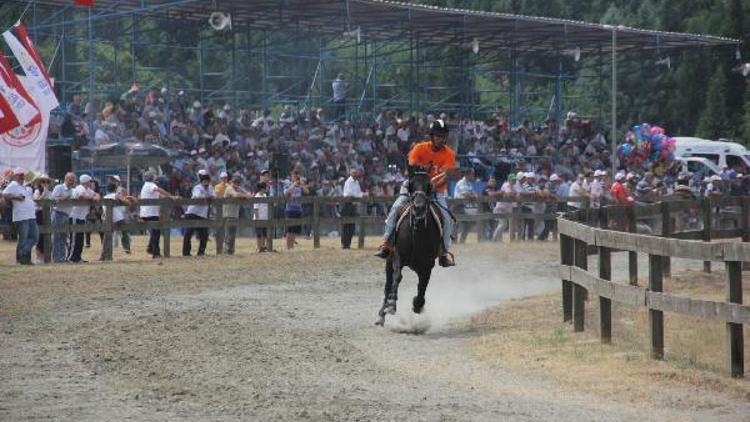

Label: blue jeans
[52,211,70,262]
[383,190,453,252]
[15,219,38,264]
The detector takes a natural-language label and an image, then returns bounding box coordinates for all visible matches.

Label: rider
[375,119,457,267]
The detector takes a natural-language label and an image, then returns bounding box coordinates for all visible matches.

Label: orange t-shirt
[407,140,456,193]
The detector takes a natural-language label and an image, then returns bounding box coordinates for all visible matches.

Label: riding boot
[438,244,455,267]
[374,242,393,259]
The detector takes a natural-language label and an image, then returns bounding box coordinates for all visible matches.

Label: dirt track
[0,240,747,421]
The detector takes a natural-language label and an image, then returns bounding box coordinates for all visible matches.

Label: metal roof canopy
[23,0,739,52]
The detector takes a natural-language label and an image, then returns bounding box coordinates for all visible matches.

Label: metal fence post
[102,200,114,261]
[313,198,321,249]
[357,199,366,249]
[560,233,573,323]
[215,201,224,255]
[599,245,612,344]
[161,200,171,258]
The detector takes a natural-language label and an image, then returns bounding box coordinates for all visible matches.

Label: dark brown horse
[375,166,442,326]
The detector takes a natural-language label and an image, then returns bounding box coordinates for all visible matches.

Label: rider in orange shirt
[375,119,457,267]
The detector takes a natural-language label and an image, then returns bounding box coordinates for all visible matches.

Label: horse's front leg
[375,256,402,325]
[413,267,432,314]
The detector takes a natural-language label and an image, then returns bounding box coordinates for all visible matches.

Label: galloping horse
[375,166,442,326]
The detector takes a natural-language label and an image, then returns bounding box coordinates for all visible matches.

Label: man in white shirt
[567,173,588,210]
[182,169,216,256]
[68,174,100,263]
[453,168,478,244]
[341,168,366,249]
[100,176,135,260]
[2,168,38,265]
[140,170,175,258]
[589,170,605,208]
[492,173,517,241]
[331,73,348,121]
[222,175,251,255]
[50,172,76,262]
[253,182,270,252]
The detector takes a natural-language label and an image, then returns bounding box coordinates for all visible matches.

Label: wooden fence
[18,194,586,263]
[558,196,749,378]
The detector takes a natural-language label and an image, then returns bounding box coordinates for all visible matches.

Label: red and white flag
[0,76,49,172]
[3,23,59,113]
[0,93,21,134]
[0,53,41,127]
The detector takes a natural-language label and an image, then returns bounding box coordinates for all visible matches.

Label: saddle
[394,201,444,239]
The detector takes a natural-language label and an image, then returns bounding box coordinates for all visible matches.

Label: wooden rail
[558,196,748,378]
[10,195,588,263]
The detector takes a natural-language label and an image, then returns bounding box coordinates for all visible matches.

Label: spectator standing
[341,168,365,249]
[253,182,270,252]
[215,171,229,198]
[32,173,53,263]
[139,170,174,258]
[520,172,538,240]
[223,174,252,254]
[589,170,605,208]
[567,174,588,210]
[100,178,135,260]
[2,168,38,265]
[454,168,478,244]
[331,73,348,121]
[51,172,76,262]
[283,171,309,250]
[492,173,517,241]
[183,169,215,256]
[69,175,100,263]
[610,172,633,205]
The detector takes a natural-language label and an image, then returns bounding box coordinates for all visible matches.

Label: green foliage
[697,66,730,140]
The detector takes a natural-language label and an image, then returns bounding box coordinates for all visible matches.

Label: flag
[3,24,59,113]
[0,93,20,134]
[0,53,41,127]
[74,0,94,6]
[0,76,49,172]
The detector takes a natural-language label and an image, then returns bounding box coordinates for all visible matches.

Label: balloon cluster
[617,123,676,170]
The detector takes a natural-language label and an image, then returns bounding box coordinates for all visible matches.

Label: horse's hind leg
[412,268,432,314]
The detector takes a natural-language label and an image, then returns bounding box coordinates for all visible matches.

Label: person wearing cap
[610,172,633,205]
[215,171,230,198]
[101,175,136,259]
[253,182,271,253]
[519,172,538,240]
[341,168,366,249]
[31,173,53,263]
[1,168,38,265]
[567,174,588,210]
[492,173,518,241]
[453,168,478,244]
[705,174,723,198]
[50,172,77,262]
[259,169,275,196]
[283,170,309,250]
[375,119,457,267]
[536,174,556,241]
[183,169,216,257]
[635,172,657,203]
[222,174,252,255]
[140,170,176,259]
[589,170,605,208]
[68,174,100,263]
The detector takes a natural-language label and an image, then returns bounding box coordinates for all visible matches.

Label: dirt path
[0,242,744,421]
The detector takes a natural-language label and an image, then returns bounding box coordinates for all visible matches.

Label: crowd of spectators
[3,81,750,263]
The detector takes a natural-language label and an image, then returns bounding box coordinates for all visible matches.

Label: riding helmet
[430,119,449,137]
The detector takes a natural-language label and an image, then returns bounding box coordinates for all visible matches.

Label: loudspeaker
[47,144,72,181]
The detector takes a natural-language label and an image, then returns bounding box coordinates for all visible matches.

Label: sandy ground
[0,236,748,421]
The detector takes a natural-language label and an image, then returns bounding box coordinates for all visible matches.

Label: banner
[0,76,48,172]
[0,54,41,127]
[3,25,59,113]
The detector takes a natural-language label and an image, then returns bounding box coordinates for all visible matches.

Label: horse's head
[408,165,432,217]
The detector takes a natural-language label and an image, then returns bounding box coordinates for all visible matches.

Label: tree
[697,66,730,140]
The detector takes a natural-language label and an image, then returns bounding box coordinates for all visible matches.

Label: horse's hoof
[386,306,396,315]
[374,317,385,326]
[412,296,425,314]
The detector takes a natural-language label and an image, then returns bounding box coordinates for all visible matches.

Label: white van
[675,156,721,176]
[674,137,750,170]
